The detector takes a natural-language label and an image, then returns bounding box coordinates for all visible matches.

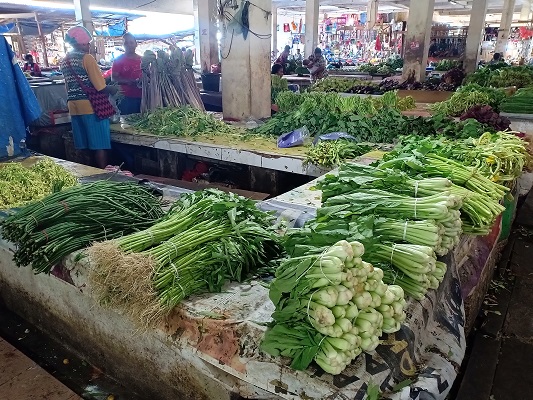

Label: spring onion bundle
[89,189,283,324]
[1,181,164,274]
[261,240,406,375]
[0,158,78,210]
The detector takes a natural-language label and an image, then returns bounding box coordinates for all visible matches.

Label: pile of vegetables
[271,75,289,104]
[140,48,204,113]
[499,87,533,114]
[89,189,283,323]
[310,77,367,93]
[397,114,494,139]
[460,105,511,131]
[283,164,458,299]
[304,140,373,167]
[128,106,244,137]
[1,181,164,274]
[430,84,507,116]
[0,158,78,210]
[257,91,414,139]
[434,59,461,72]
[261,240,407,375]
[391,133,530,185]
[464,64,533,88]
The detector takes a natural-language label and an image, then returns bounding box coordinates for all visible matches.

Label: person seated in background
[23,54,42,77]
[271,63,284,77]
[305,48,328,83]
[112,33,142,115]
[490,52,502,64]
[275,45,291,72]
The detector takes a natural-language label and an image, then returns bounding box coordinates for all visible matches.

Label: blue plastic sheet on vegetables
[277,126,310,148]
[313,132,355,145]
[0,36,41,159]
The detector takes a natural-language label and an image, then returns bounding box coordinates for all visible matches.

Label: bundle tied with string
[87,188,283,329]
[261,240,407,375]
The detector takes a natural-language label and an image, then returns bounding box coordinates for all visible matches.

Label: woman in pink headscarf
[60,26,118,169]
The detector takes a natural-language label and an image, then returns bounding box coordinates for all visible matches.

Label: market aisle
[456,191,533,400]
[0,337,81,400]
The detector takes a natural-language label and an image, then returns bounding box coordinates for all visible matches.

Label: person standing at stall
[304,47,328,83]
[275,45,291,72]
[60,26,118,169]
[23,54,42,77]
[112,33,142,115]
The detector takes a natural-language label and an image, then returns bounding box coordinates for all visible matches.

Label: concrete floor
[0,338,81,400]
[456,191,533,400]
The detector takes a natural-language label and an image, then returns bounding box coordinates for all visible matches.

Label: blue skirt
[71,114,111,150]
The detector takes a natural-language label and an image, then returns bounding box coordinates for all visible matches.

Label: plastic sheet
[0,37,41,158]
[277,126,310,148]
[30,84,68,126]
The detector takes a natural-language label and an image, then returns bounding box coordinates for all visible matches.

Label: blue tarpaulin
[0,36,41,159]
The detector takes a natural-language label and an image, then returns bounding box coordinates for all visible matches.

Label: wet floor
[0,305,145,400]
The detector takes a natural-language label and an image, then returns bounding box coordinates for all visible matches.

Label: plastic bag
[277,126,310,148]
[313,132,355,144]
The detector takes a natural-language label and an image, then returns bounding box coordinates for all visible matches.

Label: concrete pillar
[495,0,516,55]
[464,0,488,73]
[520,0,531,21]
[73,0,94,34]
[305,0,319,57]
[367,0,378,28]
[402,0,435,82]
[193,0,219,73]
[221,0,272,120]
[271,5,278,56]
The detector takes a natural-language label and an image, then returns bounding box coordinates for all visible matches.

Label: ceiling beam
[438,5,522,15]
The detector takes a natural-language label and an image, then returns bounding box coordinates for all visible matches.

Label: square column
[305,0,319,57]
[402,0,435,82]
[495,0,517,55]
[272,5,278,56]
[73,0,94,34]
[464,0,488,73]
[221,0,272,120]
[194,0,219,72]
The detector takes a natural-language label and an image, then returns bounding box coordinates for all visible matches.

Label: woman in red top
[112,33,142,115]
[23,54,42,77]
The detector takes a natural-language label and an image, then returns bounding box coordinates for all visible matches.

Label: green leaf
[392,379,413,392]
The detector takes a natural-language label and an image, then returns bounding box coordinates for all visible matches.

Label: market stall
[0,151,526,400]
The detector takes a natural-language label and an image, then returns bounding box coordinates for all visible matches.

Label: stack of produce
[499,88,533,114]
[256,91,414,139]
[88,189,283,324]
[271,75,289,103]
[488,66,533,88]
[140,48,204,113]
[398,113,494,139]
[0,158,78,210]
[463,63,508,86]
[460,105,511,131]
[1,181,164,274]
[379,150,508,234]
[430,84,507,116]
[127,106,244,137]
[310,77,365,93]
[392,133,530,185]
[434,59,461,71]
[261,240,407,375]
[304,140,373,167]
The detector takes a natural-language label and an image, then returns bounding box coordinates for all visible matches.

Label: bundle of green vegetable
[89,189,282,324]
[1,181,164,274]
[430,84,507,116]
[391,132,530,184]
[434,59,461,72]
[261,240,406,375]
[378,151,508,234]
[499,87,533,114]
[0,158,78,210]
[310,77,369,93]
[488,66,533,88]
[316,163,463,256]
[271,75,289,103]
[304,140,373,167]
[128,106,244,137]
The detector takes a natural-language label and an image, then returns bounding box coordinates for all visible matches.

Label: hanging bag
[65,58,115,120]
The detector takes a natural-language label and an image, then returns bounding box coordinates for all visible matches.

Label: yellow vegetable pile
[0,158,78,209]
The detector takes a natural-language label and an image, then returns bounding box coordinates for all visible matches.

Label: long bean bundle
[1,181,164,274]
